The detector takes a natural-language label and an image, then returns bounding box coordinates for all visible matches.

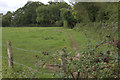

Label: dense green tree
[11,1,44,26]
[55,2,71,9]
[72,2,90,23]
[11,8,24,26]
[36,4,60,26]
[55,2,72,27]
[72,3,107,22]
[104,2,118,23]
[22,1,44,24]
[36,2,71,26]
[2,11,12,27]
[72,2,118,23]
[60,8,75,28]
[2,1,118,27]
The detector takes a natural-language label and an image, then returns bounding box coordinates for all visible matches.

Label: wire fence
[1,43,43,53]
[1,42,55,78]
[1,43,57,56]
[0,40,96,78]
[1,56,54,77]
[11,46,43,54]
[1,28,118,78]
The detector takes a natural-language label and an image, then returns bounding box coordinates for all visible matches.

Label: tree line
[2,1,118,28]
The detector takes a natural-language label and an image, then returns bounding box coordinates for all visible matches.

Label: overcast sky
[0,0,69,15]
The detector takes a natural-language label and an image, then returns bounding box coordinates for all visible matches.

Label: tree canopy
[2,1,118,28]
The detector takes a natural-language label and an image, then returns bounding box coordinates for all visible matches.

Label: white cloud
[0,0,28,14]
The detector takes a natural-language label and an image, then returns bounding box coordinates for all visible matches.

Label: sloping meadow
[2,25,119,78]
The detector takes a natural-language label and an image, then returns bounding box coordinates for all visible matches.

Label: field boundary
[1,56,54,77]
[54,29,80,60]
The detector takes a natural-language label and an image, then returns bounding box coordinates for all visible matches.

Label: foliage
[72,2,118,23]
[72,2,90,23]
[2,11,12,27]
[2,22,119,78]
[104,3,118,23]
[60,8,75,28]
[2,2,118,27]
[2,27,73,78]
[11,1,44,27]
[36,4,59,25]
[55,20,63,27]
[36,2,71,27]
[41,22,118,78]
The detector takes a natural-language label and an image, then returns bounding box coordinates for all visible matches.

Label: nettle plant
[52,28,119,78]
[53,43,118,78]
[38,24,119,78]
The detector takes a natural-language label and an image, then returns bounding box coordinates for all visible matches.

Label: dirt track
[54,29,80,60]
[33,29,81,77]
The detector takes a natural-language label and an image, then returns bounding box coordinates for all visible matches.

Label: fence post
[7,40,13,68]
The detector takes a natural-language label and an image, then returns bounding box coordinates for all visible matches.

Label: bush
[63,20,68,28]
[55,21,63,27]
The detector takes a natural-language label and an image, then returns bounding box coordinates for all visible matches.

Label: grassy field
[2,25,118,78]
[2,27,86,78]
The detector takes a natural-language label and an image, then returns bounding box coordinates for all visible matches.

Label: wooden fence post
[7,40,13,68]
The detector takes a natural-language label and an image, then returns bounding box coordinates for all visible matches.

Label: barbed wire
[0,43,57,55]
[1,56,34,70]
[1,43,43,53]
[1,56,54,76]
[11,46,43,54]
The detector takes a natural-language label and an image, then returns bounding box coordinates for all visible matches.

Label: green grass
[2,24,118,78]
[2,27,83,78]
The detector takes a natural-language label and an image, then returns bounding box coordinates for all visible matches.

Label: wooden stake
[7,40,13,68]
